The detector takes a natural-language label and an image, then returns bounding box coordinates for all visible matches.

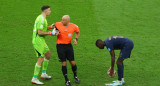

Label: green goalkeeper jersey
[32,14,48,44]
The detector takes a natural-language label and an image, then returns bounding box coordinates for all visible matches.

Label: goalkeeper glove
[48,29,58,35]
[48,23,55,29]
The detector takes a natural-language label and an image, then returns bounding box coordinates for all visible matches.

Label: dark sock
[117,63,124,81]
[122,63,124,79]
[62,66,68,82]
[72,65,77,78]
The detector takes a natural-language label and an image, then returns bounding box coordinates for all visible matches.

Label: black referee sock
[62,66,69,82]
[72,65,77,77]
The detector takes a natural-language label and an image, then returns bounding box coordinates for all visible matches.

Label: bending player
[96,36,134,86]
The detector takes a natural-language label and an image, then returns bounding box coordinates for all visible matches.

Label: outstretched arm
[37,30,51,35]
[110,50,115,71]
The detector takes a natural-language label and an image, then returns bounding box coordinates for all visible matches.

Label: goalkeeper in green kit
[31,5,59,85]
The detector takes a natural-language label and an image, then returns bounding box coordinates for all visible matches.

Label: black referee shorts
[56,43,74,62]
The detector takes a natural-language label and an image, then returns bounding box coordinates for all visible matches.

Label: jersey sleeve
[36,17,44,30]
[55,22,59,30]
[74,24,79,32]
[105,42,114,52]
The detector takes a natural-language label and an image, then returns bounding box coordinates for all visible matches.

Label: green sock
[42,58,49,73]
[33,63,41,78]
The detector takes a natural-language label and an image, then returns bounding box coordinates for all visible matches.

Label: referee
[55,15,80,86]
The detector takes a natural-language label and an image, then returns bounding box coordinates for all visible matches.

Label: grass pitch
[0,0,160,86]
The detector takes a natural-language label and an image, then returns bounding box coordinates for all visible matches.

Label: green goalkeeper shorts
[33,42,49,58]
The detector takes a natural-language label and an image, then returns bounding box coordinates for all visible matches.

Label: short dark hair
[96,39,102,46]
[41,5,50,11]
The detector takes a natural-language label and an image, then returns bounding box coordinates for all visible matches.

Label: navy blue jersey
[104,36,132,52]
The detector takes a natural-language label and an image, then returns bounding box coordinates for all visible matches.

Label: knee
[62,61,67,66]
[45,51,51,60]
[70,61,75,66]
[117,60,122,66]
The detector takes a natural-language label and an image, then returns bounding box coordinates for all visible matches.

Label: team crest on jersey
[68,33,72,37]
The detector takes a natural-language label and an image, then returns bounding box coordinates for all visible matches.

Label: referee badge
[68,33,72,37]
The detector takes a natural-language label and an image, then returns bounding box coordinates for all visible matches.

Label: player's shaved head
[62,15,70,21]
[96,39,105,49]
[62,15,70,26]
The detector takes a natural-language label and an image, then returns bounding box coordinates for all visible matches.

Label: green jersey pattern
[32,14,48,44]
[32,14,49,57]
